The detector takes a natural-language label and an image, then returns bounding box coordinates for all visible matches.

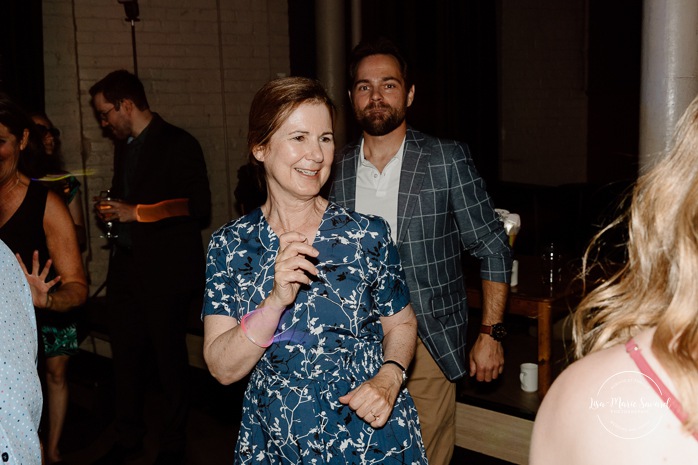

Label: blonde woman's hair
[574,94,698,432]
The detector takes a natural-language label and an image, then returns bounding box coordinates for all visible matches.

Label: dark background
[1,0,44,113]
[290,0,500,183]
[5,0,641,188]
[289,0,642,187]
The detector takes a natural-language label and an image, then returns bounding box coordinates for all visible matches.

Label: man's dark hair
[347,37,411,90]
[89,69,150,111]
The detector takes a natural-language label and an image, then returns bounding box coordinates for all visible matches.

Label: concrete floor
[56,353,239,464]
[56,351,512,465]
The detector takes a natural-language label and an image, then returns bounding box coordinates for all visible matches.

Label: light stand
[117,0,140,76]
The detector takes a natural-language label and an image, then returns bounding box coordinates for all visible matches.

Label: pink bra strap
[625,339,698,441]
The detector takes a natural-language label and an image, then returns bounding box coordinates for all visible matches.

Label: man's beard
[108,124,130,141]
[355,102,406,136]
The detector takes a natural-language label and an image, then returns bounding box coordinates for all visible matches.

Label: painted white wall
[42,0,290,294]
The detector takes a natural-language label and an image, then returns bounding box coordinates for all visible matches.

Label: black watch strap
[383,360,408,385]
[383,360,406,372]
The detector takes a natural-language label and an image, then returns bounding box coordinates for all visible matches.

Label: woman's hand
[338,365,404,429]
[15,250,61,309]
[340,304,418,428]
[266,231,319,310]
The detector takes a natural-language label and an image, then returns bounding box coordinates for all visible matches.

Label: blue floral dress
[203,202,427,465]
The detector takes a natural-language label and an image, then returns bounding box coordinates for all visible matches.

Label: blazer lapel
[335,144,360,210]
[397,128,428,245]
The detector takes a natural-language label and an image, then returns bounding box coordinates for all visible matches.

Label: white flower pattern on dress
[203,203,427,464]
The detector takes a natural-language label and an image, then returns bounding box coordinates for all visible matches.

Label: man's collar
[128,116,154,145]
[359,136,406,164]
[130,110,156,139]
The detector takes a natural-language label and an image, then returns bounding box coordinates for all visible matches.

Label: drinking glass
[540,241,562,286]
[97,190,119,239]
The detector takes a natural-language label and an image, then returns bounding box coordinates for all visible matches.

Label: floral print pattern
[203,203,427,464]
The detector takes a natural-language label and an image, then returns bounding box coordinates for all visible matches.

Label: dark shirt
[0,181,67,327]
[107,113,211,292]
[116,125,150,250]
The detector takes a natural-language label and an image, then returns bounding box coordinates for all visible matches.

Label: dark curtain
[289,0,499,184]
[586,0,641,184]
[359,0,498,183]
[0,0,44,112]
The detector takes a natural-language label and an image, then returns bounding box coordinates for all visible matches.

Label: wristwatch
[383,360,408,386]
[480,323,507,342]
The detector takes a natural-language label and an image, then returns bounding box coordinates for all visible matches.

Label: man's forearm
[135,198,190,222]
[480,280,508,324]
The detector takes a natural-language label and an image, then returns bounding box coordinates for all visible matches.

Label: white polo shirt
[355,137,405,242]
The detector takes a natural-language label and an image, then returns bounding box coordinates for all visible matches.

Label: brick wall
[42,0,289,294]
[499,0,588,186]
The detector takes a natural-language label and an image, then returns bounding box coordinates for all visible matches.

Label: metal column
[639,0,698,170]
[315,0,348,148]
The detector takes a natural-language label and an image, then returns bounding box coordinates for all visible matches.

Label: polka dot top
[0,239,42,465]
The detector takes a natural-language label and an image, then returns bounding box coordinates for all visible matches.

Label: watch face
[491,324,507,341]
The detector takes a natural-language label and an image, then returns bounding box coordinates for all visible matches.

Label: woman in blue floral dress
[202,77,427,464]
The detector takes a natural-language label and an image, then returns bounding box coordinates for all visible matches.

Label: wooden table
[465,255,576,398]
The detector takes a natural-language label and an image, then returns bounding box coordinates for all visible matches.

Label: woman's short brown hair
[247,76,335,159]
[242,77,335,208]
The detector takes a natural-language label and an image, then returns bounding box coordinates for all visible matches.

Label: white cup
[511,259,519,287]
[520,362,538,392]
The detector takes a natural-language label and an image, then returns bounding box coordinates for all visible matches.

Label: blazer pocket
[431,291,465,319]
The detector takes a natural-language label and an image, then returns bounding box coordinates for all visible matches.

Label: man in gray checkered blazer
[329,38,512,465]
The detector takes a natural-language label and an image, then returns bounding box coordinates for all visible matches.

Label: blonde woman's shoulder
[530,335,698,465]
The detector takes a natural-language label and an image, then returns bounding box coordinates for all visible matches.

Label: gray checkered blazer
[329,127,512,381]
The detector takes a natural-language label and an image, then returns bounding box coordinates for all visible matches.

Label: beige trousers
[407,339,456,465]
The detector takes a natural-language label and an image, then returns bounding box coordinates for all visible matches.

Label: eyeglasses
[99,106,116,121]
[35,124,61,138]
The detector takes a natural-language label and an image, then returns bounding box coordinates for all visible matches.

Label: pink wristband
[240,311,274,348]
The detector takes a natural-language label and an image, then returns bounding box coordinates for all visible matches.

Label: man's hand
[469,333,504,382]
[95,199,138,223]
